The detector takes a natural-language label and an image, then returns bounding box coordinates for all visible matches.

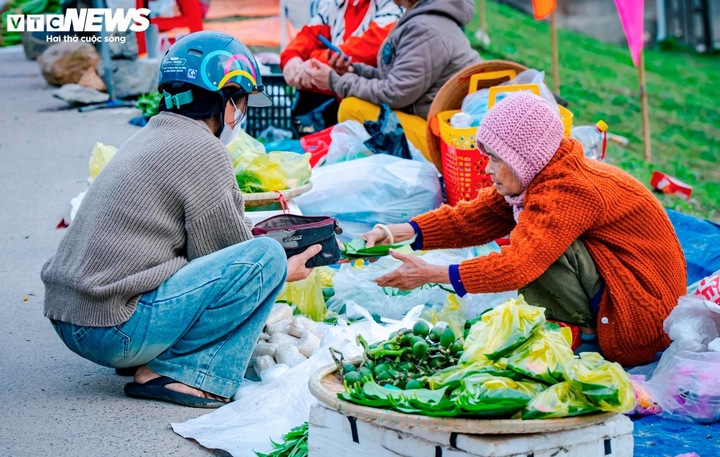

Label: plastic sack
[266,151,311,189]
[452,374,546,417]
[565,352,636,413]
[427,360,524,390]
[520,382,599,420]
[663,295,720,352]
[422,295,467,341]
[299,126,333,167]
[629,374,662,416]
[294,154,442,240]
[324,120,371,165]
[645,349,720,424]
[503,69,556,106]
[277,269,327,322]
[363,104,411,160]
[461,296,546,362]
[506,324,575,384]
[227,129,288,193]
[88,142,117,182]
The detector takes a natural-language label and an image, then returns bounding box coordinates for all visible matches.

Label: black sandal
[124,376,228,408]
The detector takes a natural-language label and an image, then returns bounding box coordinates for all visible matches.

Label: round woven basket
[243,182,312,207]
[426,60,530,174]
[308,362,617,435]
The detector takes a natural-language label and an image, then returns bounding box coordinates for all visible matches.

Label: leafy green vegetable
[341,237,413,258]
[255,422,308,457]
[136,92,162,119]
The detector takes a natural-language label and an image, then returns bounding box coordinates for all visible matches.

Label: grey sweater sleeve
[329,24,445,113]
[349,63,379,80]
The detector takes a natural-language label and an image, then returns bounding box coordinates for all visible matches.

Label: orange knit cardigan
[412,138,687,366]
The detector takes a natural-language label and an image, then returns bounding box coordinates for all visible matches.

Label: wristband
[373,224,394,244]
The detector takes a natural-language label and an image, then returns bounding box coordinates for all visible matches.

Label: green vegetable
[411,340,429,359]
[406,379,425,390]
[440,327,456,348]
[412,320,430,338]
[344,371,363,385]
[450,340,464,355]
[342,363,357,374]
[255,422,308,457]
[428,325,444,343]
[136,92,162,119]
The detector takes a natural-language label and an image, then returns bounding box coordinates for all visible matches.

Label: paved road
[0,46,224,456]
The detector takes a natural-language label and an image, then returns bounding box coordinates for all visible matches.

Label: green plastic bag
[339,382,460,417]
[461,296,546,362]
[506,324,575,384]
[565,352,636,413]
[278,270,327,322]
[520,382,599,420]
[452,374,546,417]
[426,360,524,391]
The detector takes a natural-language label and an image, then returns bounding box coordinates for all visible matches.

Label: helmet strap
[163,90,194,109]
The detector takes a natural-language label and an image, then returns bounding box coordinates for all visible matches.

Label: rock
[108,31,139,60]
[97,57,159,99]
[37,42,100,86]
[53,84,110,105]
[78,68,107,92]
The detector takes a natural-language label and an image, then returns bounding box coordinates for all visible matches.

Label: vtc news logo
[6,8,150,33]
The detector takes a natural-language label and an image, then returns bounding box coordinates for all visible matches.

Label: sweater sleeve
[457,180,604,293]
[411,188,516,250]
[351,62,380,79]
[329,23,445,112]
[185,188,253,261]
[309,22,393,67]
[280,24,330,68]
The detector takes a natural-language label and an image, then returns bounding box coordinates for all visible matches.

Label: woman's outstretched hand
[374,249,449,290]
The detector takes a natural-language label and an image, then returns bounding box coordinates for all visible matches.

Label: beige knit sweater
[42,112,253,327]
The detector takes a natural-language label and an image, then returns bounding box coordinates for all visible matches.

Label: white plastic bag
[294,154,442,240]
[644,296,720,424]
[324,120,372,165]
[327,246,517,320]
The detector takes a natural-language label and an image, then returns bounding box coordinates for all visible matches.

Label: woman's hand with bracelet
[360,223,415,248]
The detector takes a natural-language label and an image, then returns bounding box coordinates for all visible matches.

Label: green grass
[466,1,719,222]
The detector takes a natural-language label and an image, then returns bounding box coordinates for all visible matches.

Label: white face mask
[220,98,245,146]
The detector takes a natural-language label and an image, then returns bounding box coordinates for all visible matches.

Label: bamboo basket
[426,60,530,174]
[308,362,616,435]
[242,182,312,207]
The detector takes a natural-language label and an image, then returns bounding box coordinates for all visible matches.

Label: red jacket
[280,0,402,69]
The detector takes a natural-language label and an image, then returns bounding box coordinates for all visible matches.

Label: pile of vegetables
[135,92,162,119]
[0,0,62,46]
[335,297,636,419]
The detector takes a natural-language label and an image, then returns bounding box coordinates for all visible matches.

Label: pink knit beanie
[475,92,564,188]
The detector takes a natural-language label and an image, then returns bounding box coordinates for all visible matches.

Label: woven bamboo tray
[308,362,617,435]
[426,60,531,174]
[243,182,312,207]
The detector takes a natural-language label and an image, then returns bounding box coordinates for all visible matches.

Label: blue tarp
[633,414,720,456]
[666,209,720,285]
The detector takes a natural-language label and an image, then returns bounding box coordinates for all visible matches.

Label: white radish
[266,318,291,336]
[269,332,300,346]
[251,355,275,373]
[252,342,278,358]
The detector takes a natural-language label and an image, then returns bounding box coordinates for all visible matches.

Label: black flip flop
[124,376,227,409]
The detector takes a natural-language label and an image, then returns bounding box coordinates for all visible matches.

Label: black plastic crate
[246,73,297,139]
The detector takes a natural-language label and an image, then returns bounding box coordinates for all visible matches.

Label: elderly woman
[306,0,481,161]
[362,92,687,367]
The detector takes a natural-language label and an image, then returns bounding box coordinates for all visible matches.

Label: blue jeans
[51,237,287,398]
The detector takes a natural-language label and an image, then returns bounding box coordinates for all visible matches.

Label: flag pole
[638,49,651,162]
[476,0,490,45]
[550,10,560,94]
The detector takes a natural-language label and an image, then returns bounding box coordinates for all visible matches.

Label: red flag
[614,0,645,65]
[532,0,556,20]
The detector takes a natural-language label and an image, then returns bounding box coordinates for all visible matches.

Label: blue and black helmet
[158,31,271,109]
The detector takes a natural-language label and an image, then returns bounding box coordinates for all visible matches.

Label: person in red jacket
[280,0,402,133]
[360,92,687,367]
